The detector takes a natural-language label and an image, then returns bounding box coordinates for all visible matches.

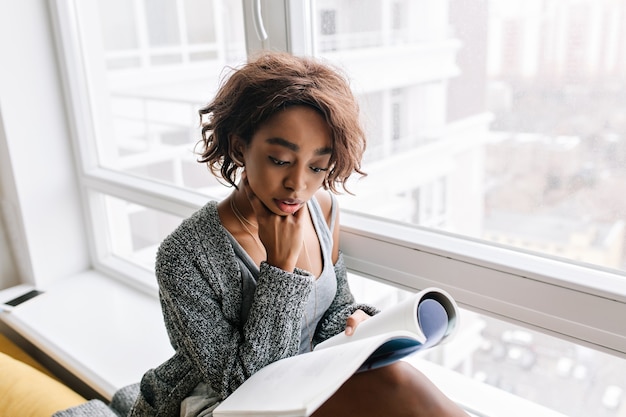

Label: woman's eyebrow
[266,137,298,151]
[266,137,332,155]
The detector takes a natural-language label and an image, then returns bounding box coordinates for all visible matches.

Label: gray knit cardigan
[55,201,377,417]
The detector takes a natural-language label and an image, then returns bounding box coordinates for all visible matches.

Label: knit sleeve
[312,252,379,346]
[155,233,314,400]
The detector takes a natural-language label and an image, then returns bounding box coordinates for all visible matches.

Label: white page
[213,331,418,417]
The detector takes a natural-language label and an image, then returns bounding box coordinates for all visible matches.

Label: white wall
[0,215,19,289]
[0,0,90,289]
[0,93,26,289]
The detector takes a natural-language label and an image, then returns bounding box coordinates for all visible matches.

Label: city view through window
[71,0,625,415]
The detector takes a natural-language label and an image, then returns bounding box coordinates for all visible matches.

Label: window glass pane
[103,194,184,271]
[184,0,217,44]
[76,0,246,191]
[98,0,138,51]
[348,274,626,416]
[312,0,626,275]
[144,0,181,47]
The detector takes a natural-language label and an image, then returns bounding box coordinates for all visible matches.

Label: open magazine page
[212,332,417,417]
[315,287,458,352]
[356,297,451,371]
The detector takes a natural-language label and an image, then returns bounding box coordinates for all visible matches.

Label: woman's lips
[274,199,303,214]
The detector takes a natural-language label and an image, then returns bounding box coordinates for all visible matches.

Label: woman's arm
[156,231,313,398]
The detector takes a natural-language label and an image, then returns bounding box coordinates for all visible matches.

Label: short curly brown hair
[197,51,366,193]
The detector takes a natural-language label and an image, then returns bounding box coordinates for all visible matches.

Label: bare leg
[312,361,469,417]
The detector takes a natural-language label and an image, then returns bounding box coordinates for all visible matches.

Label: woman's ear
[230,135,246,167]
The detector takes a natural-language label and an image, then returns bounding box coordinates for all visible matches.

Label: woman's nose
[283,166,307,191]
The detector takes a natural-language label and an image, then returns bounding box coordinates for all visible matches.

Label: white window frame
[49,0,626,359]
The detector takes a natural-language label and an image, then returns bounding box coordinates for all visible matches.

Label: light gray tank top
[227,194,338,353]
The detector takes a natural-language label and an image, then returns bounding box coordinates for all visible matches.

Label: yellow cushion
[0,333,56,378]
[0,350,87,417]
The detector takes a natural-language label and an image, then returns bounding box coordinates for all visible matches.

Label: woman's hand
[345,309,371,336]
[242,172,305,272]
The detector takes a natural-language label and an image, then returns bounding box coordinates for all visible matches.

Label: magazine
[213,287,459,417]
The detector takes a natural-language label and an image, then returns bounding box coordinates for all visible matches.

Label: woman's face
[238,105,333,216]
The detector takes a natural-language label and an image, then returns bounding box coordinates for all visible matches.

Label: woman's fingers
[344,310,371,336]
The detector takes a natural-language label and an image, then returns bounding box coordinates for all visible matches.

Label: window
[101,194,184,271]
[412,178,447,228]
[53,0,247,284]
[68,0,247,189]
[313,0,626,276]
[50,0,626,415]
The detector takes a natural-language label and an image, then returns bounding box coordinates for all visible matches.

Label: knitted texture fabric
[54,384,139,417]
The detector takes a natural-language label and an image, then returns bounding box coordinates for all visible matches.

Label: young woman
[56,51,469,417]
[132,51,469,417]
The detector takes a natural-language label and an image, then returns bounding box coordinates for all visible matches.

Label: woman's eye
[269,156,289,166]
[310,166,329,174]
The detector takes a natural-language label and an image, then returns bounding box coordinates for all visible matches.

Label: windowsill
[405,357,569,417]
[0,271,173,399]
[0,271,568,416]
